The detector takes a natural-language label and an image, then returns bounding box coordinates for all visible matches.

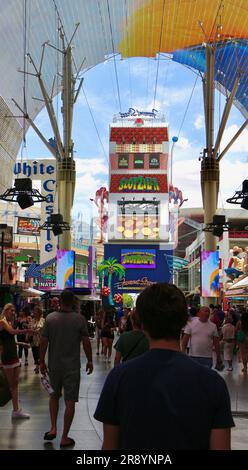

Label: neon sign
[119,108,158,118]
[118,176,160,192]
[121,249,156,269]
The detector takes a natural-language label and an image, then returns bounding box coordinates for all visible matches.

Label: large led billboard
[121,249,156,269]
[201,250,220,298]
[56,250,75,289]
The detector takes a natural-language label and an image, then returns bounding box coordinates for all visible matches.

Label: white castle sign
[13,159,57,264]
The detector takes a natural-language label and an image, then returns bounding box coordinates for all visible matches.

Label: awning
[228,276,248,290]
[21,287,45,297]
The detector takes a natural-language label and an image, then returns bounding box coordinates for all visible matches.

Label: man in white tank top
[181,307,222,369]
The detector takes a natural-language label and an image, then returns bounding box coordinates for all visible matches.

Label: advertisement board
[121,249,156,269]
[56,250,75,289]
[17,217,40,236]
[201,250,220,298]
[110,174,168,193]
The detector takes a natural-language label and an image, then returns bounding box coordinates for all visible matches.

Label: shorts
[49,369,81,402]
[2,361,20,369]
[224,343,234,361]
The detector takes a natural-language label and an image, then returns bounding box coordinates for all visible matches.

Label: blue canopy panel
[172,40,248,118]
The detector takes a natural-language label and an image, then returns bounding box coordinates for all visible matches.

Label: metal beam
[212,73,241,160]
[37,76,64,158]
[218,117,248,161]
[11,99,57,158]
[62,46,74,159]
[205,45,215,156]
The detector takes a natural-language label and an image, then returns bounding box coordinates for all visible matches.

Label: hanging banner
[13,159,57,263]
[56,250,75,289]
[201,251,220,298]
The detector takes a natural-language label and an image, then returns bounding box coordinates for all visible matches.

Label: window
[133,154,144,169]
[149,154,160,169]
[118,154,129,169]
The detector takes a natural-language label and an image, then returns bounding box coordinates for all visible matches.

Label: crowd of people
[1,285,248,449]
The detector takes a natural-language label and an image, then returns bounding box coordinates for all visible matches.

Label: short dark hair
[136,283,188,340]
[60,289,75,307]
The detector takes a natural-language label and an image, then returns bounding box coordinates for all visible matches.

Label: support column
[201,44,219,305]
[57,158,76,250]
[57,45,76,251]
[201,158,219,250]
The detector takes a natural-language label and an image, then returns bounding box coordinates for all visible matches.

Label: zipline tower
[13,24,84,251]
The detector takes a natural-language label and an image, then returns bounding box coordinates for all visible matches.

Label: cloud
[172,157,248,208]
[73,172,108,218]
[75,157,108,176]
[176,137,191,149]
[194,114,204,130]
[221,125,248,154]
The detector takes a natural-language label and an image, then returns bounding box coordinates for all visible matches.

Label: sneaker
[12,409,30,419]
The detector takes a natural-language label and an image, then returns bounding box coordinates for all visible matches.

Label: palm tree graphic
[98,257,125,305]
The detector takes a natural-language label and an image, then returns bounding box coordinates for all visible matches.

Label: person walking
[94,283,234,450]
[16,308,30,366]
[0,304,30,419]
[221,316,235,371]
[39,289,93,448]
[114,309,149,365]
[181,306,223,369]
[28,306,45,374]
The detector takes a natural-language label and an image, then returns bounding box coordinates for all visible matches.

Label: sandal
[60,437,75,448]
[44,431,56,440]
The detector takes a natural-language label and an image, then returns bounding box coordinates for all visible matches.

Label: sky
[20,56,248,224]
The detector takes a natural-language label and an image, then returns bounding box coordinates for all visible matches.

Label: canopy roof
[1,0,248,190]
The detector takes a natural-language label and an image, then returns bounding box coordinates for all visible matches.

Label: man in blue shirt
[94,283,234,450]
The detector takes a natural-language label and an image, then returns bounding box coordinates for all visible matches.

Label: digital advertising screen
[201,250,220,298]
[56,250,75,289]
[17,217,40,236]
[121,249,156,269]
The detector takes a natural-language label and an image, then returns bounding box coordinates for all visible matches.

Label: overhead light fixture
[0,178,47,209]
[39,213,70,237]
[203,215,229,238]
[226,180,248,209]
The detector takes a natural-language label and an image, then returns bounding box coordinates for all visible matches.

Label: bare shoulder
[0,318,8,329]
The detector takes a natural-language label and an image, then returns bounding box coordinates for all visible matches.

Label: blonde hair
[0,303,15,320]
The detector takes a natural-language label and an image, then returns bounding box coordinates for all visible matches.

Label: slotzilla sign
[110,174,168,193]
[121,249,156,269]
[119,176,159,192]
[13,160,57,264]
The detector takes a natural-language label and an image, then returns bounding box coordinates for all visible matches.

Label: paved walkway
[0,340,247,450]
